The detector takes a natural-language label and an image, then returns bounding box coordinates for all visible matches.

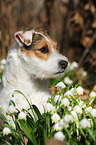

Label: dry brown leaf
[92,21,96,28]
[81,36,93,48]
[70,11,84,27]
[84,1,96,13]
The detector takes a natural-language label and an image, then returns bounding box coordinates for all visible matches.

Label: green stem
[63,127,71,139]
[13,90,31,106]
[83,97,96,114]
[0,106,15,128]
[89,98,95,105]
[48,116,50,137]
[79,127,90,145]
[76,123,79,139]
[13,90,37,120]
[0,106,6,115]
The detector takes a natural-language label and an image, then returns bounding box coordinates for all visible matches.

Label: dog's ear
[14,30,34,47]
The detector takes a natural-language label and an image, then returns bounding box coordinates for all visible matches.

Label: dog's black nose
[59,60,68,69]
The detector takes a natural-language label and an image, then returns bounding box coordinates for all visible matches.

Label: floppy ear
[14,30,34,47]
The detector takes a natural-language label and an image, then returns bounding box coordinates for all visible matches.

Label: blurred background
[0,0,96,89]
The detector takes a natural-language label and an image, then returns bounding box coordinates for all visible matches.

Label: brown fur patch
[21,30,59,60]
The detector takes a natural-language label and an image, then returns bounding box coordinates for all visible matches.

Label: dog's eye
[39,46,49,53]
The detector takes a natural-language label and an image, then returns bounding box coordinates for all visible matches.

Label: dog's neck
[2,43,51,98]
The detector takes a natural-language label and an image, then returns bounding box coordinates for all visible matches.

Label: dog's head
[15,28,68,79]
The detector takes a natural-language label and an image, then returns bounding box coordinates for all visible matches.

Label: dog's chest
[12,79,51,113]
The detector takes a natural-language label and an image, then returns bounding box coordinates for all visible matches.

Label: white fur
[0,31,68,114]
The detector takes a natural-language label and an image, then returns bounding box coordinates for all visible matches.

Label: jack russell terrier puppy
[0,28,68,113]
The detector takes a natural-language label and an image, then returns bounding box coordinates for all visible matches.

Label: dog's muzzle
[59,60,68,70]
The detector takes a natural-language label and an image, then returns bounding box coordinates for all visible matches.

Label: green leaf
[19,120,33,143]
[32,105,42,120]
[0,113,8,123]
[86,128,95,141]
[93,130,96,137]
[26,116,35,129]
[13,90,31,107]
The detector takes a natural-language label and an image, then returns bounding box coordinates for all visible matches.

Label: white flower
[44,103,55,113]
[70,88,75,94]
[79,101,86,108]
[61,98,70,107]
[1,59,6,65]
[59,119,69,128]
[18,112,26,120]
[59,119,64,126]
[85,106,92,114]
[64,77,73,85]
[68,106,72,111]
[76,86,84,95]
[79,119,91,128]
[90,109,96,117]
[89,92,96,99]
[53,122,62,131]
[71,111,78,120]
[73,105,82,114]
[54,95,62,103]
[54,131,65,141]
[81,70,87,77]
[55,82,66,90]
[53,119,69,131]
[51,113,60,123]
[8,105,17,114]
[3,127,11,135]
[64,90,73,98]
[70,61,78,70]
[0,65,5,70]
[63,114,73,123]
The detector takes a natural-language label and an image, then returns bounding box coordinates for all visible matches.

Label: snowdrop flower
[70,88,75,94]
[8,105,17,114]
[61,98,70,107]
[68,106,72,111]
[64,90,73,98]
[81,70,87,77]
[54,131,65,141]
[44,103,55,113]
[71,111,78,120]
[73,105,82,114]
[76,86,84,95]
[59,119,69,128]
[64,114,73,123]
[79,119,91,128]
[53,119,69,131]
[53,122,62,131]
[64,77,73,85]
[0,65,5,70]
[85,106,92,114]
[3,127,11,135]
[1,58,6,65]
[54,95,62,103]
[51,113,60,123]
[90,109,96,117]
[89,92,96,99]
[59,119,64,126]
[79,101,86,108]
[18,112,26,120]
[55,82,66,91]
[70,61,78,70]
